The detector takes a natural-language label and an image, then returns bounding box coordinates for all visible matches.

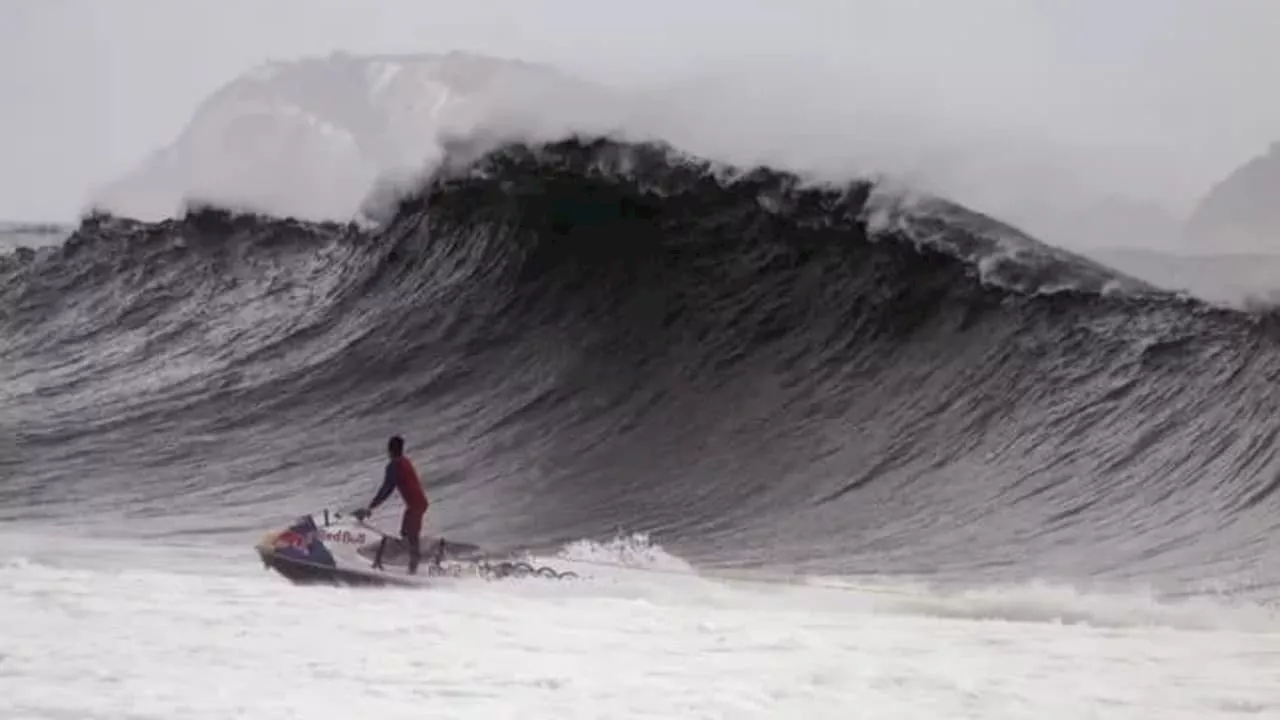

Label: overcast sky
[2,0,1278,223]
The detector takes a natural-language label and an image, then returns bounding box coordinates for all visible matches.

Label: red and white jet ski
[254,508,577,587]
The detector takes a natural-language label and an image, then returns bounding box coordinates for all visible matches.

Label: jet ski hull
[255,543,420,588]
[254,513,433,588]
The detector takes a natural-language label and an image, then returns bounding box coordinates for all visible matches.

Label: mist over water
[10,2,1279,259]
[0,222,69,254]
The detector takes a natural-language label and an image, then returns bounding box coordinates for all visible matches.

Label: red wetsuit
[370,454,429,539]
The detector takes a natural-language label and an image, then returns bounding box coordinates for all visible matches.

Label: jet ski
[254,508,577,588]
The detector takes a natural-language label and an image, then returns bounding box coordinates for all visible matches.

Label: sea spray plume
[355,66,637,225]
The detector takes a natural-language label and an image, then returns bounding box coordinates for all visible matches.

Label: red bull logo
[322,529,368,545]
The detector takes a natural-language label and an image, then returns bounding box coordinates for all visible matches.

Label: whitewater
[2,528,1276,719]
[0,520,1274,717]
[3,134,1280,717]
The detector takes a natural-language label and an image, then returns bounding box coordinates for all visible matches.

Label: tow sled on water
[255,509,577,588]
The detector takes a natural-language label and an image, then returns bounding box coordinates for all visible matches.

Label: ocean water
[2,137,1279,717]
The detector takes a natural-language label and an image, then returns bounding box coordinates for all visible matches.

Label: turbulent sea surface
[2,137,1279,718]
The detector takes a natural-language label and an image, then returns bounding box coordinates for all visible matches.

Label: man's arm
[368,463,397,511]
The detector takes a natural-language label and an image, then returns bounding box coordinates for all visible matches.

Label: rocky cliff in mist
[1069,140,1280,305]
[1183,142,1280,253]
[89,51,616,222]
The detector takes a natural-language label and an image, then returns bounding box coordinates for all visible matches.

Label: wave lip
[417,135,1163,298]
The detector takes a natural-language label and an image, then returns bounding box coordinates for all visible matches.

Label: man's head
[387,435,404,458]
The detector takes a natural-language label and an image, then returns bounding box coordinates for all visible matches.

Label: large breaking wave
[2,136,1278,600]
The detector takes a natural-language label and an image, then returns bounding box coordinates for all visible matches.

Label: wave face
[2,137,1278,599]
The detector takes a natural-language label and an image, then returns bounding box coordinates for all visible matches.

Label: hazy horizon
[3,0,1278,250]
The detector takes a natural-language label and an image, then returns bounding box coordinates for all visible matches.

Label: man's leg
[401,507,424,574]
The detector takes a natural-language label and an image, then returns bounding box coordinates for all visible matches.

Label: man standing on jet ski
[353,435,429,573]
